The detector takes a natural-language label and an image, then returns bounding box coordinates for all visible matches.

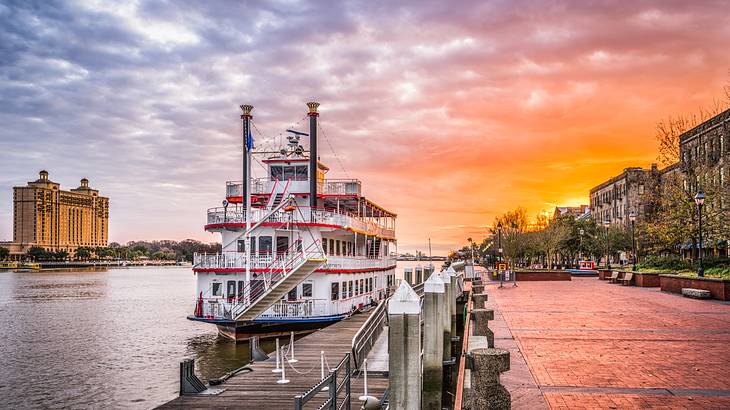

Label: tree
[75,247,91,260]
[27,246,47,261]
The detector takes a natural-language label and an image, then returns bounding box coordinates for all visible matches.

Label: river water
[0,261,440,409]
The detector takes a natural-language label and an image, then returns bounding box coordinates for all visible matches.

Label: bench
[681,288,711,299]
[621,272,633,286]
[608,271,620,283]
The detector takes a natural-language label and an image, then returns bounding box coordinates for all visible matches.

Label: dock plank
[159,310,388,409]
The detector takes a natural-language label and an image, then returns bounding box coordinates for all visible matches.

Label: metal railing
[351,300,388,369]
[206,205,395,238]
[226,178,362,197]
[294,352,351,410]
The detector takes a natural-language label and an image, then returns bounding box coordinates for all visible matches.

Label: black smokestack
[307,102,320,210]
[240,104,253,205]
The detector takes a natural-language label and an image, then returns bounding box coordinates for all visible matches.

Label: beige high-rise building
[8,170,109,256]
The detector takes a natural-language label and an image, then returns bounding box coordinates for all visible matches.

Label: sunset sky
[1,0,729,254]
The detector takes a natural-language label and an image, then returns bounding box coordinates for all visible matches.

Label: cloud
[0,0,728,254]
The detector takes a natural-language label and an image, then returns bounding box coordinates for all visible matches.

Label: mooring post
[422,271,445,408]
[471,308,495,348]
[446,266,458,337]
[438,270,452,364]
[388,281,421,410]
[472,292,488,309]
[468,348,511,409]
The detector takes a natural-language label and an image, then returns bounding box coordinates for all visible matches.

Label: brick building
[6,170,109,258]
[589,164,663,227]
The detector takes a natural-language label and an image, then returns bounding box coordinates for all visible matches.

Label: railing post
[328,369,337,410]
[345,353,352,410]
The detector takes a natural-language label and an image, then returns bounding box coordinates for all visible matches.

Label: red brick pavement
[486,277,730,409]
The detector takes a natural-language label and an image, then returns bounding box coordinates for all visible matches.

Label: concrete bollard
[438,270,452,363]
[472,283,484,294]
[422,271,445,408]
[471,308,495,348]
[472,292,488,308]
[388,281,422,410]
[468,348,511,410]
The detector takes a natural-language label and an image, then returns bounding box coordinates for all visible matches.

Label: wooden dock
[159,311,388,409]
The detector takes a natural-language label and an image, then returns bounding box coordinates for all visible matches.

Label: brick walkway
[485,277,730,409]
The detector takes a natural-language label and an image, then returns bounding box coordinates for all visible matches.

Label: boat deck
[159,310,388,409]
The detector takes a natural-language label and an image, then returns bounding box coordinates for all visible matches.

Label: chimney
[307,102,320,209]
[240,104,254,206]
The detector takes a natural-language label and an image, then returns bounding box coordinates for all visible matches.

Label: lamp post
[629,211,637,272]
[603,217,611,270]
[497,222,503,288]
[579,228,584,265]
[222,199,229,223]
[694,190,705,277]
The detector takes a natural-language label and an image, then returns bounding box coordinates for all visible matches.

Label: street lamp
[579,228,584,264]
[629,211,637,272]
[694,190,705,277]
[603,217,611,270]
[497,222,503,262]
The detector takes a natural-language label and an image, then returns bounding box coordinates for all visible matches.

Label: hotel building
[6,170,109,257]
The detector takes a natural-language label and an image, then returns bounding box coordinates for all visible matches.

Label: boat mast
[241,104,254,286]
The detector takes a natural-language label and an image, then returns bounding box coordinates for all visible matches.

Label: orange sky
[1,1,729,254]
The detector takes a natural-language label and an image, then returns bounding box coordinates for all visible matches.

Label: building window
[302,283,312,298]
[638,184,644,195]
[330,282,339,301]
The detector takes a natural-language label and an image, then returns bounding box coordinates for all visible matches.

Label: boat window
[360,279,364,294]
[341,281,347,299]
[251,279,264,300]
[295,165,308,181]
[336,240,341,256]
[250,239,257,256]
[237,239,246,253]
[349,280,354,297]
[227,281,236,301]
[271,165,284,181]
[302,283,312,298]
[322,239,328,254]
[283,166,296,181]
[212,282,222,297]
[259,236,273,255]
[288,287,297,301]
[355,279,359,295]
[329,239,335,255]
[238,281,245,298]
[331,282,339,301]
[276,236,289,255]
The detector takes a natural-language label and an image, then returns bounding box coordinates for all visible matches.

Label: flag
[245,127,254,150]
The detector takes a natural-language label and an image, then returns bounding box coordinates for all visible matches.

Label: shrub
[637,256,691,272]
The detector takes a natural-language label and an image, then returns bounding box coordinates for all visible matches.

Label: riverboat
[188,102,397,341]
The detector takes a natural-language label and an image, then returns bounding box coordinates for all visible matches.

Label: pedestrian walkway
[484,277,730,409]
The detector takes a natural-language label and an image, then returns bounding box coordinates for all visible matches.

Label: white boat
[188,102,397,341]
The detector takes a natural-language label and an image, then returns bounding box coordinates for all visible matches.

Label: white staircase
[234,257,325,321]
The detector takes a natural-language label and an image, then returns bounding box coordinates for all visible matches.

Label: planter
[659,274,730,301]
[598,269,613,280]
[514,270,572,281]
[632,272,661,287]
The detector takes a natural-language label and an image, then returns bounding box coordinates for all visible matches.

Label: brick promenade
[484,277,730,409]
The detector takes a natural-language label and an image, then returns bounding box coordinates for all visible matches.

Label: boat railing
[205,206,395,238]
[322,256,396,271]
[350,298,388,369]
[258,299,332,319]
[226,178,362,198]
[193,252,275,269]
